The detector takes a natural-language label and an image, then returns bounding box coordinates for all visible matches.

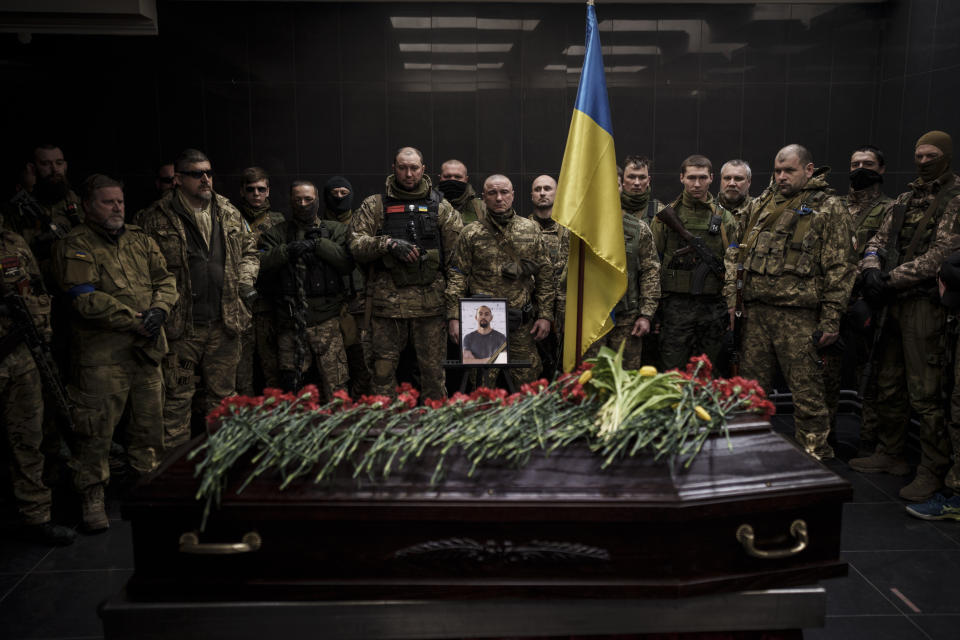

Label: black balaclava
[323,176,353,215]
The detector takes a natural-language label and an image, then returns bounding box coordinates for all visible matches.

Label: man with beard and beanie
[437,159,484,225]
[726,144,854,460]
[906,251,960,520]
[850,131,960,502]
[136,148,259,455]
[4,144,82,265]
[234,167,285,394]
[1,221,75,545]
[52,174,178,532]
[349,147,462,401]
[529,175,568,378]
[322,176,372,396]
[446,174,554,388]
[259,181,353,399]
[718,159,753,222]
[823,145,894,455]
[651,155,737,372]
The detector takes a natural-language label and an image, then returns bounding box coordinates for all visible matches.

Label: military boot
[848,451,911,476]
[81,484,109,533]
[899,466,944,503]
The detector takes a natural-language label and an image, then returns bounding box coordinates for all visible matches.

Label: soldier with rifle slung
[651,155,738,371]
[850,131,960,503]
[0,217,76,545]
[259,181,354,399]
[725,144,854,460]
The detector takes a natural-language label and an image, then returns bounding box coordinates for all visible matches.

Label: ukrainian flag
[554,1,627,372]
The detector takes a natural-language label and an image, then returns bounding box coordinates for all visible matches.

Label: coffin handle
[736,520,808,559]
[178,531,262,554]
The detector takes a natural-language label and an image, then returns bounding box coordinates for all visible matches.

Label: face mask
[292,200,319,223]
[849,168,883,191]
[437,179,468,201]
[917,156,950,182]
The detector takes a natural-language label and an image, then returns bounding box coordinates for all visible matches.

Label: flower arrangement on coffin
[191,347,775,528]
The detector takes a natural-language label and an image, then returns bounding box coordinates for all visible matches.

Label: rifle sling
[852,198,885,234]
[902,186,960,262]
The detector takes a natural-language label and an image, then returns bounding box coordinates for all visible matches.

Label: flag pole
[575,237,585,368]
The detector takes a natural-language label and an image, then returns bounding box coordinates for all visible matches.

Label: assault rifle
[0,279,75,429]
[730,263,745,376]
[655,205,724,296]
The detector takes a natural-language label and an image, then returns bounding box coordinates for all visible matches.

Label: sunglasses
[179,169,214,179]
[244,186,268,193]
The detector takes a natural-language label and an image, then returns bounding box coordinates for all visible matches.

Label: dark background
[1,0,957,215]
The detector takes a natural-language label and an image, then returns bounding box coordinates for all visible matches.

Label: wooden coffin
[122,414,851,602]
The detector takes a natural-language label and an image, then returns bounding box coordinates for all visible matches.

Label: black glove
[238,283,258,307]
[388,238,418,261]
[287,239,316,263]
[811,330,845,357]
[861,268,893,305]
[141,307,167,339]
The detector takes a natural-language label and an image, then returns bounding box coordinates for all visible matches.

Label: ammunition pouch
[501,262,521,280]
[507,303,534,332]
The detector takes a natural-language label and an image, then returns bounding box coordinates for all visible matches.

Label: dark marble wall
[1,1,958,214]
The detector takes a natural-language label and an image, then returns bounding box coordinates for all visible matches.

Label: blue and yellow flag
[553,1,627,372]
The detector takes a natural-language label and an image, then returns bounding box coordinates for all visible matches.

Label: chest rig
[282,222,344,298]
[378,190,444,286]
[743,191,828,278]
[661,199,726,295]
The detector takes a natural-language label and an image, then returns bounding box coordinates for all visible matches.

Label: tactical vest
[281,222,345,299]
[183,210,224,323]
[613,213,644,315]
[744,191,829,279]
[853,200,887,257]
[661,200,725,295]
[379,190,443,286]
[895,187,960,266]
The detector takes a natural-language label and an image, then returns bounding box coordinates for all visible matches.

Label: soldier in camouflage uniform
[446,175,554,387]
[823,146,893,453]
[938,252,960,497]
[0,223,75,545]
[349,147,462,401]
[651,155,738,371]
[323,176,372,396]
[584,191,661,369]
[727,144,854,460]
[850,131,960,501]
[437,159,484,225]
[620,155,665,224]
[52,175,178,532]
[136,149,259,453]
[260,181,353,399]
[529,175,568,378]
[234,167,285,394]
[718,159,753,222]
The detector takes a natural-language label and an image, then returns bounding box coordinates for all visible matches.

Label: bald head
[440,159,468,182]
[393,146,426,191]
[776,144,813,167]
[531,174,557,217]
[482,174,514,214]
[774,144,815,197]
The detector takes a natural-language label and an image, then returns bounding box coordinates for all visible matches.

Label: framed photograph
[459,298,509,365]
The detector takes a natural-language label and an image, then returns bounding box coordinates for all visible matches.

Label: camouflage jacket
[729,173,854,334]
[236,200,286,313]
[135,189,259,340]
[530,215,570,324]
[861,173,960,294]
[842,185,892,259]
[718,194,753,224]
[52,222,178,366]
[0,228,50,376]
[615,213,661,324]
[448,184,485,226]
[445,207,555,323]
[349,176,462,319]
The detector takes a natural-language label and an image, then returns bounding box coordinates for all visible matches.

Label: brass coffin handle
[736,519,808,559]
[178,531,262,555]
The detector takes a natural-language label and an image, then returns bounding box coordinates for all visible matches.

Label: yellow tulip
[639,366,658,377]
[578,370,592,385]
[695,406,712,421]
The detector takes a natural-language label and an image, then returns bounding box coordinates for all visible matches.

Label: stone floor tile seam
[0,573,28,605]
[846,561,915,616]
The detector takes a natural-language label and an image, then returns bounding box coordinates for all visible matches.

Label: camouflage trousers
[659,295,729,372]
[873,297,951,475]
[68,358,163,492]
[822,325,879,448]
[278,316,349,402]
[1,353,50,525]
[741,304,832,458]
[948,329,960,490]
[340,308,372,396]
[237,310,280,395]
[371,315,446,401]
[163,321,240,453]
[584,322,643,370]
[477,321,543,389]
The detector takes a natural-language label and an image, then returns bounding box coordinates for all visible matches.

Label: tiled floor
[0,413,957,639]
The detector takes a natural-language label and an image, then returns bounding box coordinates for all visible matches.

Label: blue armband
[67,284,95,299]
[864,251,878,257]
